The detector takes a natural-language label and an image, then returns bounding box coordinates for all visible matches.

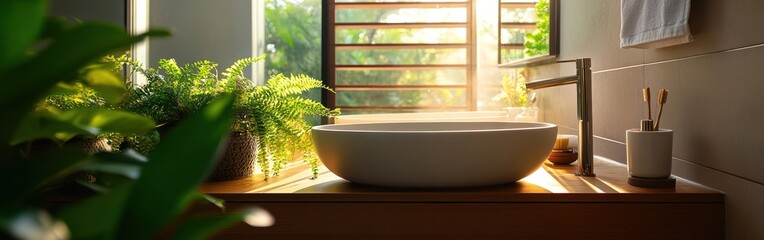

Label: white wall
[148,0,253,78]
[49,0,125,26]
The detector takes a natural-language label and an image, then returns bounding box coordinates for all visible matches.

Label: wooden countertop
[200,157,723,204]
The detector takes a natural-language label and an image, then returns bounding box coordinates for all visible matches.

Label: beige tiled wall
[536,0,764,239]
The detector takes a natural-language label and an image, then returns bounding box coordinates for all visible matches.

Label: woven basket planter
[156,122,178,141]
[206,132,258,182]
[28,137,112,190]
[30,137,112,155]
[66,137,113,155]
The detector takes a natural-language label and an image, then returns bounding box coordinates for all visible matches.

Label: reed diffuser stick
[654,89,668,130]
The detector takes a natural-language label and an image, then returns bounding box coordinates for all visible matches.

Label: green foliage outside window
[265,0,465,114]
[264,0,322,80]
[524,0,550,57]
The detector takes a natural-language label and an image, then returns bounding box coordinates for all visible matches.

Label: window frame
[322,1,478,120]
[497,0,559,66]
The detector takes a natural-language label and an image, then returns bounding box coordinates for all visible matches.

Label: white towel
[620,0,692,49]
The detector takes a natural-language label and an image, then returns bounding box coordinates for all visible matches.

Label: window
[324,1,476,115]
[499,1,539,63]
[498,0,556,64]
[324,0,547,115]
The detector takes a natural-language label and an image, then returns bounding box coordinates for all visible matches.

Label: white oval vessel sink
[312,122,557,188]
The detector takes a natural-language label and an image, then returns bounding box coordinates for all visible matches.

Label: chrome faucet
[524,58,595,177]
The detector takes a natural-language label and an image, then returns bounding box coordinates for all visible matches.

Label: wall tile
[591,67,644,142]
[537,66,641,152]
[536,84,577,130]
[644,0,764,62]
[645,46,764,184]
[594,137,626,165]
[559,0,643,71]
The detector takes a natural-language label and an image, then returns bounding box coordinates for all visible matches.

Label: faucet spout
[525,58,595,177]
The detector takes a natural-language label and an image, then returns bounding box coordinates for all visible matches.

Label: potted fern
[123,58,225,136]
[241,73,340,179]
[119,55,338,181]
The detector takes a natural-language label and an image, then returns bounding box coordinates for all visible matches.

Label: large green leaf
[11,110,94,145]
[2,24,170,104]
[39,16,70,40]
[57,183,133,239]
[84,150,148,180]
[181,191,226,212]
[47,82,81,96]
[0,150,88,208]
[0,22,169,148]
[57,108,156,136]
[83,68,127,104]
[55,152,147,239]
[1,209,69,240]
[172,207,273,240]
[0,0,46,72]
[119,95,234,239]
[11,108,156,145]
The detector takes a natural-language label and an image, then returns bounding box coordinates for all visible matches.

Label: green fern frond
[157,59,183,80]
[185,60,218,84]
[222,54,266,83]
[264,74,327,97]
[101,53,147,89]
[244,75,335,179]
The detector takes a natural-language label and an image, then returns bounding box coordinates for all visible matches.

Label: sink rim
[312,121,557,134]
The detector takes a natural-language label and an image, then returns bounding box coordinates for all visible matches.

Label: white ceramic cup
[626,129,673,179]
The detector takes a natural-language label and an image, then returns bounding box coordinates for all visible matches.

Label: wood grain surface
[191,157,724,240]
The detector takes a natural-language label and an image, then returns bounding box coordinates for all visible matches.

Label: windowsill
[498,54,558,68]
